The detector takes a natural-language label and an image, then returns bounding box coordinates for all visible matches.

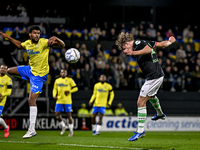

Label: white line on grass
[0,140,150,150]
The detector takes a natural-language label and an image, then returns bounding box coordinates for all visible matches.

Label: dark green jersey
[132,39,164,80]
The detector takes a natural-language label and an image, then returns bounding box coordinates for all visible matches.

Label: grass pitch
[0,130,199,150]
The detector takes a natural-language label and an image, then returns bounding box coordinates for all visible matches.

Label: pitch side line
[0,140,154,150]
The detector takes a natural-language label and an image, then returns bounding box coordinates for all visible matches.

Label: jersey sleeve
[42,38,49,48]
[69,78,78,93]
[2,77,12,97]
[133,40,147,50]
[21,40,28,49]
[108,84,114,106]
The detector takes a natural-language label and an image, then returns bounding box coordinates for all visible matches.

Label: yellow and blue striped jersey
[0,75,12,106]
[89,82,114,107]
[53,77,78,104]
[21,38,50,77]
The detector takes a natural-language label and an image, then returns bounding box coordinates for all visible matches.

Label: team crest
[135,40,141,45]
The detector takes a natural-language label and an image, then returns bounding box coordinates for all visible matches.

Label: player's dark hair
[28,25,41,33]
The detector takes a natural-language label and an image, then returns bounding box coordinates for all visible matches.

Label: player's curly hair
[116,32,134,51]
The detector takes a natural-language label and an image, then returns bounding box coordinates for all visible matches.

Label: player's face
[0,65,7,75]
[29,30,40,43]
[123,42,133,51]
[99,75,106,82]
[60,70,67,78]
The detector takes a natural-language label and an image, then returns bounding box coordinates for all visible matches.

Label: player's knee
[137,100,145,107]
[28,98,36,106]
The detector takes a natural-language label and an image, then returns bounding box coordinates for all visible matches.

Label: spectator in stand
[156,32,163,42]
[5,4,16,16]
[80,29,90,41]
[70,30,79,41]
[163,66,173,91]
[74,69,83,88]
[175,58,185,73]
[89,56,96,72]
[80,44,90,64]
[176,45,186,60]
[97,51,106,62]
[174,26,182,41]
[112,23,119,34]
[166,29,174,38]
[182,65,193,91]
[93,43,103,58]
[183,25,194,42]
[77,103,89,117]
[60,48,66,61]
[20,27,29,40]
[81,64,93,90]
[96,56,106,69]
[11,26,21,40]
[93,64,103,84]
[171,66,181,92]
[123,65,134,89]
[49,48,58,61]
[102,22,109,33]
[52,9,60,18]
[98,30,108,41]
[39,22,46,35]
[76,55,86,70]
[131,25,139,39]
[119,51,129,66]
[108,28,117,41]
[146,23,156,40]
[16,3,26,16]
[157,25,165,38]
[115,57,126,71]
[56,57,65,71]
[192,65,200,91]
[58,28,68,40]
[103,63,115,86]
[110,47,119,57]
[114,64,125,88]
[115,103,128,116]
[49,61,60,88]
[45,21,52,37]
[196,59,200,68]
[43,9,51,17]
[52,28,60,37]
[90,23,101,40]
[119,23,127,33]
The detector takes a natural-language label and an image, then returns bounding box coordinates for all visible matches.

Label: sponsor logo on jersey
[58,83,68,87]
[97,89,107,92]
[27,50,40,55]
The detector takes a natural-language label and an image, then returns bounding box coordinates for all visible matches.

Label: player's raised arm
[155,36,176,48]
[48,36,65,48]
[0,32,23,49]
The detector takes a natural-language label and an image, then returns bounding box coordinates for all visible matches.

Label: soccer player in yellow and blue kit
[0,25,65,139]
[89,74,114,135]
[53,69,78,137]
[0,65,12,138]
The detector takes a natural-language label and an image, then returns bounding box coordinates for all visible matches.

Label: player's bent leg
[7,67,21,78]
[149,95,166,121]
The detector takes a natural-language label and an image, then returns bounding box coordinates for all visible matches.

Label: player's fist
[53,96,57,100]
[0,32,9,39]
[65,91,69,96]
[123,49,134,56]
[169,36,176,43]
[88,102,92,106]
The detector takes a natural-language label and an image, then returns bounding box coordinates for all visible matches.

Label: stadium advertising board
[0,117,91,130]
[101,116,200,131]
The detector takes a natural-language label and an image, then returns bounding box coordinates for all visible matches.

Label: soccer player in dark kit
[116,32,176,141]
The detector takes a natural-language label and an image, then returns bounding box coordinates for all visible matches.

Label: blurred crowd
[1,3,200,92]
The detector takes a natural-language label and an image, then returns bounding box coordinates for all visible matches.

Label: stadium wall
[71,90,200,115]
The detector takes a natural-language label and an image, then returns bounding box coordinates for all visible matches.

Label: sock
[92,124,96,131]
[69,123,73,132]
[0,118,7,129]
[149,96,163,116]
[137,107,147,133]
[96,125,101,132]
[60,120,65,128]
[29,106,37,131]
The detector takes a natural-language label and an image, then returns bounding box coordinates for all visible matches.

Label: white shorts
[140,76,164,97]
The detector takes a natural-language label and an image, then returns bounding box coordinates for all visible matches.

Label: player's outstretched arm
[155,36,176,48]
[48,36,65,48]
[0,32,23,49]
[124,45,152,56]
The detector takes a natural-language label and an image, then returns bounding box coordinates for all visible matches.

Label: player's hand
[107,103,111,107]
[64,91,70,96]
[169,36,176,43]
[53,96,57,100]
[123,49,134,56]
[48,36,57,46]
[89,102,92,106]
[0,32,9,39]
[0,93,2,98]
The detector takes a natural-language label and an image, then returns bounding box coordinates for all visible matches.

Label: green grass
[0,130,200,150]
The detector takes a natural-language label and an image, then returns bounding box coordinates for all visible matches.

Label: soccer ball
[65,48,80,63]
